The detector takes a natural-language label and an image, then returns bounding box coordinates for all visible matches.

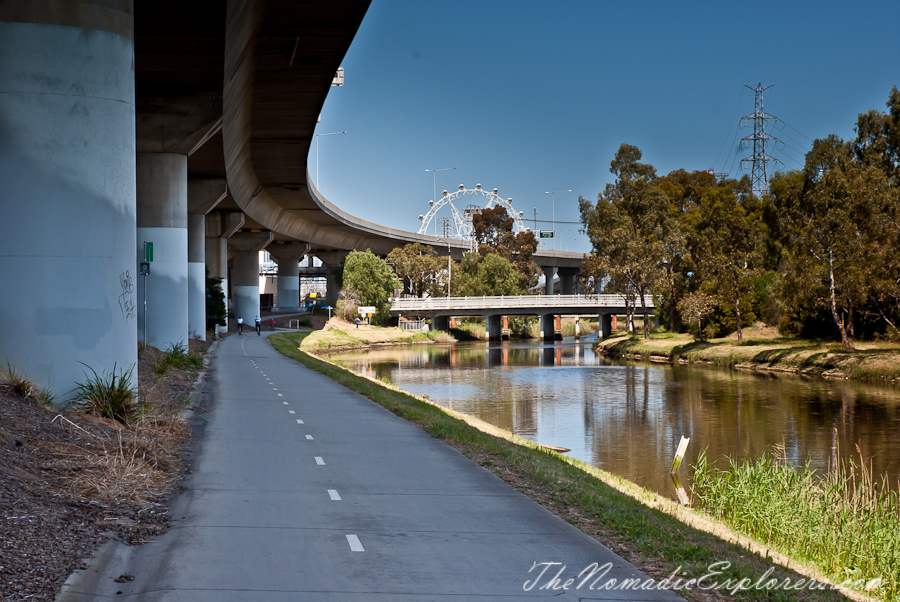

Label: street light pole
[545,189,572,250]
[425,167,457,235]
[315,130,347,189]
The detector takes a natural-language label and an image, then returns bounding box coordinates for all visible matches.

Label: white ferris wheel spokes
[417,183,527,240]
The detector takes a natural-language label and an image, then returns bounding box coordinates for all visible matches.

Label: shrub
[162,341,202,371]
[1,361,36,400]
[74,363,136,423]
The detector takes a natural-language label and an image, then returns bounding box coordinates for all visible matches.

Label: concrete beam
[188,178,227,215]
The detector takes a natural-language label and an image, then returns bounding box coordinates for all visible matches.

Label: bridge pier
[542,267,556,295]
[205,212,244,332]
[136,153,189,352]
[317,251,349,307]
[0,2,137,398]
[502,316,510,340]
[268,242,309,313]
[541,314,562,341]
[230,232,273,328]
[486,315,503,342]
[187,180,227,340]
[601,314,613,338]
[557,267,579,295]
[431,314,449,332]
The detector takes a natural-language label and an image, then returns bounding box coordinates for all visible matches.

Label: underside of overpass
[0,0,585,398]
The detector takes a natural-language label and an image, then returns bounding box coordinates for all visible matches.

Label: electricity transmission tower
[740,83,783,196]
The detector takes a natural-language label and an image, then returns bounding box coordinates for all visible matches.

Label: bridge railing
[390,294,653,311]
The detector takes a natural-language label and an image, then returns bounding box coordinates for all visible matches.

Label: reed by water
[692,441,900,601]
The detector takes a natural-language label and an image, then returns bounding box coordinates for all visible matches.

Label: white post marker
[671,435,690,474]
[328,489,341,501]
[346,534,365,552]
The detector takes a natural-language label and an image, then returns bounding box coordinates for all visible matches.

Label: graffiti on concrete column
[118,270,136,320]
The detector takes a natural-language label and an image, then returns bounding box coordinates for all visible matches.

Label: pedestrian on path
[355,317,360,329]
[255,316,261,336]
[270,318,276,331]
[237,316,243,335]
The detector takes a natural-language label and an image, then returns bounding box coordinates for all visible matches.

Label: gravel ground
[0,343,207,601]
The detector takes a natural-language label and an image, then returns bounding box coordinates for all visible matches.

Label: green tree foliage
[340,250,398,324]
[205,268,226,332]
[471,205,540,290]
[580,144,668,339]
[386,243,444,297]
[451,253,520,297]
[684,185,762,341]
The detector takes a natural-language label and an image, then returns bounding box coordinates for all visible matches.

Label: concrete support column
[432,315,449,332]
[136,153,188,351]
[541,314,556,341]
[205,212,243,331]
[229,232,273,328]
[558,267,579,295]
[601,314,613,338]
[268,242,310,312]
[543,267,556,295]
[187,214,206,339]
[0,3,136,399]
[555,315,563,340]
[486,315,502,341]
[187,179,226,340]
[317,251,349,307]
[575,316,580,339]
[501,315,510,340]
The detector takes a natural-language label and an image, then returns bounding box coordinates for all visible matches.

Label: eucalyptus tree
[580,144,668,339]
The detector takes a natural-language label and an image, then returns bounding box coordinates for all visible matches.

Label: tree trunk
[640,289,650,340]
[828,249,853,350]
[848,306,855,338]
[669,277,676,331]
[734,278,743,342]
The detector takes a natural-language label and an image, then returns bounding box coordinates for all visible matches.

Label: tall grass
[74,363,137,423]
[692,444,900,601]
[1,360,36,400]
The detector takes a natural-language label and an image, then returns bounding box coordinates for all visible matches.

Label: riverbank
[596,326,900,384]
[300,317,455,351]
[270,331,877,602]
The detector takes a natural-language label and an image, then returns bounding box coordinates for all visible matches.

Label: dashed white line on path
[346,534,364,552]
[328,489,341,501]
[283,401,289,405]
[305,435,314,440]
[315,457,325,465]
[289,410,296,414]
[296,419,304,424]
[273,388,278,390]
[278,394,283,397]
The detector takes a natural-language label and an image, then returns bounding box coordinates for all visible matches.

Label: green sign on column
[145,242,154,262]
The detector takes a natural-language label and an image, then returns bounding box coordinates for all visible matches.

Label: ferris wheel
[417,184,528,240]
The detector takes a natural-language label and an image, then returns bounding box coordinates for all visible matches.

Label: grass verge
[596,330,900,384]
[269,331,872,602]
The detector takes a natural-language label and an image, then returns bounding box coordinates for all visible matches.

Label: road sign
[144,241,154,261]
[140,262,150,275]
[539,230,554,239]
[358,306,376,315]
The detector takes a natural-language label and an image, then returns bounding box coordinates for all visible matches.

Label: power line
[713,87,746,173]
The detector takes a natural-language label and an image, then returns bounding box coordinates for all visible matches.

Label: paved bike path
[58,333,682,601]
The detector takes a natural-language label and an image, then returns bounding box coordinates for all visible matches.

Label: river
[328,337,900,499]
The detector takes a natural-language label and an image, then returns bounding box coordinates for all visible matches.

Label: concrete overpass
[391,295,653,341]
[0,0,584,399]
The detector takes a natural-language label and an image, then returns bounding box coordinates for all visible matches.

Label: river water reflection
[329,338,900,499]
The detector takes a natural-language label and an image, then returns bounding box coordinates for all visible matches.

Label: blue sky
[310,0,900,253]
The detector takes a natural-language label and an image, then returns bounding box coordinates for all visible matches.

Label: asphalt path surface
[58,333,683,601]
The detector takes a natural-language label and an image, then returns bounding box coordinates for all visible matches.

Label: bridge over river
[390,295,656,340]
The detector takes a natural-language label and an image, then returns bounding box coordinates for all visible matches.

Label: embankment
[597,331,900,384]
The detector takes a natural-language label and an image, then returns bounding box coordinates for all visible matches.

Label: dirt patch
[0,341,208,601]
